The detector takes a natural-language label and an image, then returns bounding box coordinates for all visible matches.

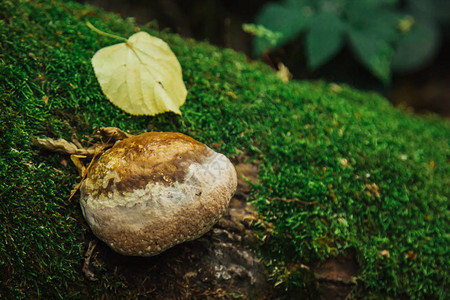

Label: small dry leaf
[276,62,292,83]
[33,136,109,157]
[95,127,132,142]
[405,251,417,260]
[33,137,81,155]
[92,31,187,115]
[340,158,348,168]
[71,155,87,176]
[380,250,390,258]
[315,254,359,284]
[364,183,380,198]
[33,127,134,203]
[226,91,237,99]
[329,83,343,93]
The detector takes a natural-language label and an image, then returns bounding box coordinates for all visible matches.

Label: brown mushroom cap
[80,132,237,256]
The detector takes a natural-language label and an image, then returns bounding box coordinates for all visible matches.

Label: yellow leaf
[92,31,187,115]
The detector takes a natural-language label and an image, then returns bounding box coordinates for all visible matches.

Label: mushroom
[80,132,237,256]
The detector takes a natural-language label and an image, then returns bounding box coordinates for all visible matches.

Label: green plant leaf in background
[407,0,450,25]
[253,0,411,84]
[242,23,283,50]
[348,29,394,83]
[252,0,446,84]
[390,0,448,73]
[254,0,313,56]
[344,1,401,82]
[306,11,344,70]
[345,2,401,44]
[392,19,440,73]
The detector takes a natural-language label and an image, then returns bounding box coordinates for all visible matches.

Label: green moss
[1,0,449,298]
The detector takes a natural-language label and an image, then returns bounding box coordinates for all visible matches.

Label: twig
[82,239,98,281]
[67,145,102,203]
[267,197,324,209]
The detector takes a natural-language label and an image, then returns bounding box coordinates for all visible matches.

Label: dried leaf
[33,127,134,203]
[276,62,292,83]
[33,137,110,157]
[405,251,417,260]
[364,183,380,198]
[315,254,359,284]
[91,29,187,116]
[70,155,87,176]
[380,249,390,258]
[96,127,132,142]
[33,137,81,155]
[340,158,349,168]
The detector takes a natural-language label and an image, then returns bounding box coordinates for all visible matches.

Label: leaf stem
[86,21,128,43]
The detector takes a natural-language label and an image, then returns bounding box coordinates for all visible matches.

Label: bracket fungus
[80,132,237,256]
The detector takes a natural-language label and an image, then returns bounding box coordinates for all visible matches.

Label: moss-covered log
[0,0,448,298]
